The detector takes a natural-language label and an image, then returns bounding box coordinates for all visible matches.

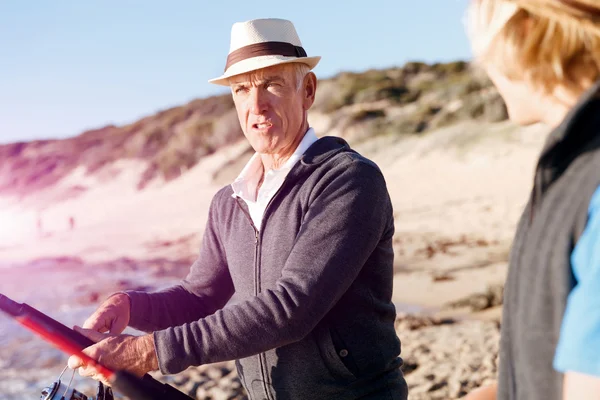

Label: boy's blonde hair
[466,0,600,95]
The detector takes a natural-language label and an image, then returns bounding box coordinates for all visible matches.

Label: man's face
[229,64,314,155]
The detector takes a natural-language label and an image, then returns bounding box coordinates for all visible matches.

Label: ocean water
[0,302,104,399]
[0,257,186,399]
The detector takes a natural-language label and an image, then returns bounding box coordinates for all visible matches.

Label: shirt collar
[278,127,318,171]
[231,127,318,201]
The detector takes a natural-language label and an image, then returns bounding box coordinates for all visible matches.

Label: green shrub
[351,109,386,122]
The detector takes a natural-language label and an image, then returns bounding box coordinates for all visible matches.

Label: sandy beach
[0,117,548,399]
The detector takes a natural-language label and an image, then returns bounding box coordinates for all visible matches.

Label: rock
[183,381,203,398]
[428,381,447,392]
[446,284,504,311]
[171,374,191,387]
[206,367,226,381]
[432,272,455,282]
[401,360,419,375]
[195,387,208,399]
[229,379,242,390]
[395,313,456,331]
[208,386,231,400]
[399,318,500,400]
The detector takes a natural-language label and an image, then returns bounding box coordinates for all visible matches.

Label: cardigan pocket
[314,325,358,383]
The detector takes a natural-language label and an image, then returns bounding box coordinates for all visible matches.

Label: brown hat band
[224,41,308,72]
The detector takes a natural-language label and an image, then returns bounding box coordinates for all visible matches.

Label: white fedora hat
[208,18,321,86]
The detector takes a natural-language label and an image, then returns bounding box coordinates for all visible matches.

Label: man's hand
[463,382,497,400]
[67,327,159,386]
[82,293,131,334]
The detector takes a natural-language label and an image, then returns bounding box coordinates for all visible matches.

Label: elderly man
[69,18,408,400]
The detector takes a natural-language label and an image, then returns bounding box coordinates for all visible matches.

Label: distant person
[463,1,600,400]
[36,214,43,237]
[69,216,75,231]
[68,18,408,399]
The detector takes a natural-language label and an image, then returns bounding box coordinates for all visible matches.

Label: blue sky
[0,0,472,144]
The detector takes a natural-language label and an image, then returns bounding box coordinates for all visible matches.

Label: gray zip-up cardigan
[125,136,408,400]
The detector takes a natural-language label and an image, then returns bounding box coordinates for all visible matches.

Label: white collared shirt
[231,128,319,230]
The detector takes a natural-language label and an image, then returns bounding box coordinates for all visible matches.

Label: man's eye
[235,87,247,94]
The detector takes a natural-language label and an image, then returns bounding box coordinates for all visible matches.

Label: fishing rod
[0,293,192,400]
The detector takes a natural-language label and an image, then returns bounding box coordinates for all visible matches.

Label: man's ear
[303,72,317,110]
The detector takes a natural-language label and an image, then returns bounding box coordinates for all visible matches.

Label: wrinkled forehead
[228,64,293,86]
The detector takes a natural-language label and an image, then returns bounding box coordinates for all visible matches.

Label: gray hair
[292,63,311,91]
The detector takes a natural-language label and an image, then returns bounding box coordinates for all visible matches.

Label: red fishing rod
[0,293,192,400]
[17,311,115,380]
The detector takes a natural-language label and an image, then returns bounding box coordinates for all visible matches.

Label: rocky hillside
[0,61,506,197]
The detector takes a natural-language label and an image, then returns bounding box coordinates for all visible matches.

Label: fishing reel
[40,366,114,400]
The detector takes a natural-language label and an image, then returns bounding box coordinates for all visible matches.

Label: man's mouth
[253,122,273,130]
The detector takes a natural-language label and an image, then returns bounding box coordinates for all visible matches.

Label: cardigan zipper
[233,178,291,400]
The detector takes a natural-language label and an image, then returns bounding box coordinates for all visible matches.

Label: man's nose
[248,88,268,115]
